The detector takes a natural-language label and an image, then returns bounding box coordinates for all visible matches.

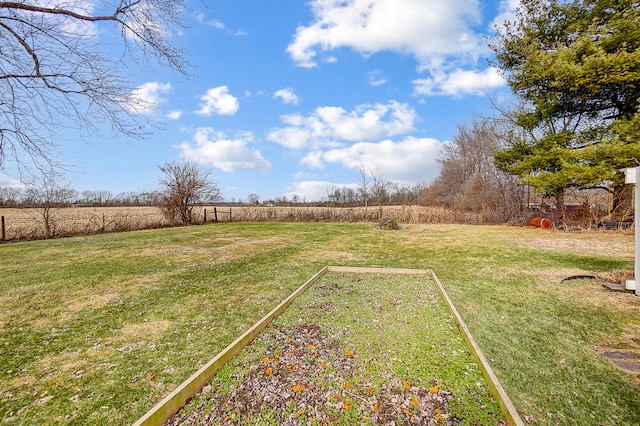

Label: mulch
[166,322,465,425]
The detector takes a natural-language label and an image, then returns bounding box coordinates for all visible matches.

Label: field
[0,205,499,241]
[0,223,638,425]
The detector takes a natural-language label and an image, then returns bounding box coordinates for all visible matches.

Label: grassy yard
[0,223,638,425]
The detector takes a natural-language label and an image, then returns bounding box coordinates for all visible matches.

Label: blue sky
[2,0,518,202]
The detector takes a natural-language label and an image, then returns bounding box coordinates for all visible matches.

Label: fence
[0,204,534,243]
[0,207,168,241]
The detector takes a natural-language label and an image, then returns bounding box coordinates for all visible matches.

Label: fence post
[204,208,207,223]
[1,216,5,241]
[229,208,232,222]
[213,207,217,223]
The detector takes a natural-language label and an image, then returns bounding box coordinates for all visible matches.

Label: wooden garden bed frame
[133,266,524,426]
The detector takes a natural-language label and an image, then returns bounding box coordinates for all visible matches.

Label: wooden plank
[132,266,329,426]
[326,265,431,275]
[329,266,524,425]
[430,271,525,426]
[133,265,524,426]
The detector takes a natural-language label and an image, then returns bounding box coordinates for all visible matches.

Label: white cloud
[127,82,172,114]
[287,0,489,71]
[176,127,271,172]
[300,151,325,169]
[273,88,299,105]
[56,1,98,38]
[122,2,171,42]
[368,70,388,87]
[194,11,225,29]
[267,101,417,149]
[302,136,443,183]
[0,174,23,188]
[167,110,182,120]
[413,67,505,97]
[196,86,239,116]
[490,0,520,32]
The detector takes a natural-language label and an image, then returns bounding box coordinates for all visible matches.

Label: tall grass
[0,205,511,242]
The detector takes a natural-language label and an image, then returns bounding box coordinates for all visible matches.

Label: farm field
[0,205,495,241]
[0,223,638,425]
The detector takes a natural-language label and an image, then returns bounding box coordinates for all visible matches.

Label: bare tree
[357,165,369,217]
[156,161,220,225]
[0,186,22,207]
[0,1,189,172]
[368,164,392,207]
[424,120,523,222]
[22,169,76,238]
[80,190,113,206]
[247,193,260,205]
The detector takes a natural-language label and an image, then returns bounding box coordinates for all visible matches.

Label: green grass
[0,223,638,425]
[172,272,505,425]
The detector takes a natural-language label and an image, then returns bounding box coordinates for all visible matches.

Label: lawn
[0,223,638,425]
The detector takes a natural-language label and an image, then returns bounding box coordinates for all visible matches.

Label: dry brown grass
[224,205,488,224]
[0,206,168,240]
[0,205,501,241]
[510,229,634,259]
[0,204,624,242]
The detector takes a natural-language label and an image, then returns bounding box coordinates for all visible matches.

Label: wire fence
[0,204,528,242]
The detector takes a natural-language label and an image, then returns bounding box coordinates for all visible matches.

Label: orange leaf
[261,357,269,363]
[429,385,440,394]
[292,384,306,393]
[402,381,410,387]
[145,373,154,381]
[265,368,273,375]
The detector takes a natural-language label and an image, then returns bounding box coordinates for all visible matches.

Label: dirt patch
[597,335,640,382]
[167,323,467,425]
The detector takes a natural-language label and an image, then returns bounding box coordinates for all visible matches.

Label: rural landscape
[2,0,640,425]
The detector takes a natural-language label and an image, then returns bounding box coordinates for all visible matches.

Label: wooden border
[133,266,524,426]
[430,271,524,426]
[132,266,329,426]
[326,266,524,426]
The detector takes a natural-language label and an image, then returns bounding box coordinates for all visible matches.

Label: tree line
[0,0,638,230]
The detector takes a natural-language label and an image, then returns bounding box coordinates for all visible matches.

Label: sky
[1,0,519,202]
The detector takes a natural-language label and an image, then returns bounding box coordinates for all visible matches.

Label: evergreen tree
[491,0,640,206]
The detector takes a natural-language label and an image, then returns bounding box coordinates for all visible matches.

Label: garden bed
[165,271,509,425]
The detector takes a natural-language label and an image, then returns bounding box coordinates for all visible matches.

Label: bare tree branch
[0,0,190,174]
